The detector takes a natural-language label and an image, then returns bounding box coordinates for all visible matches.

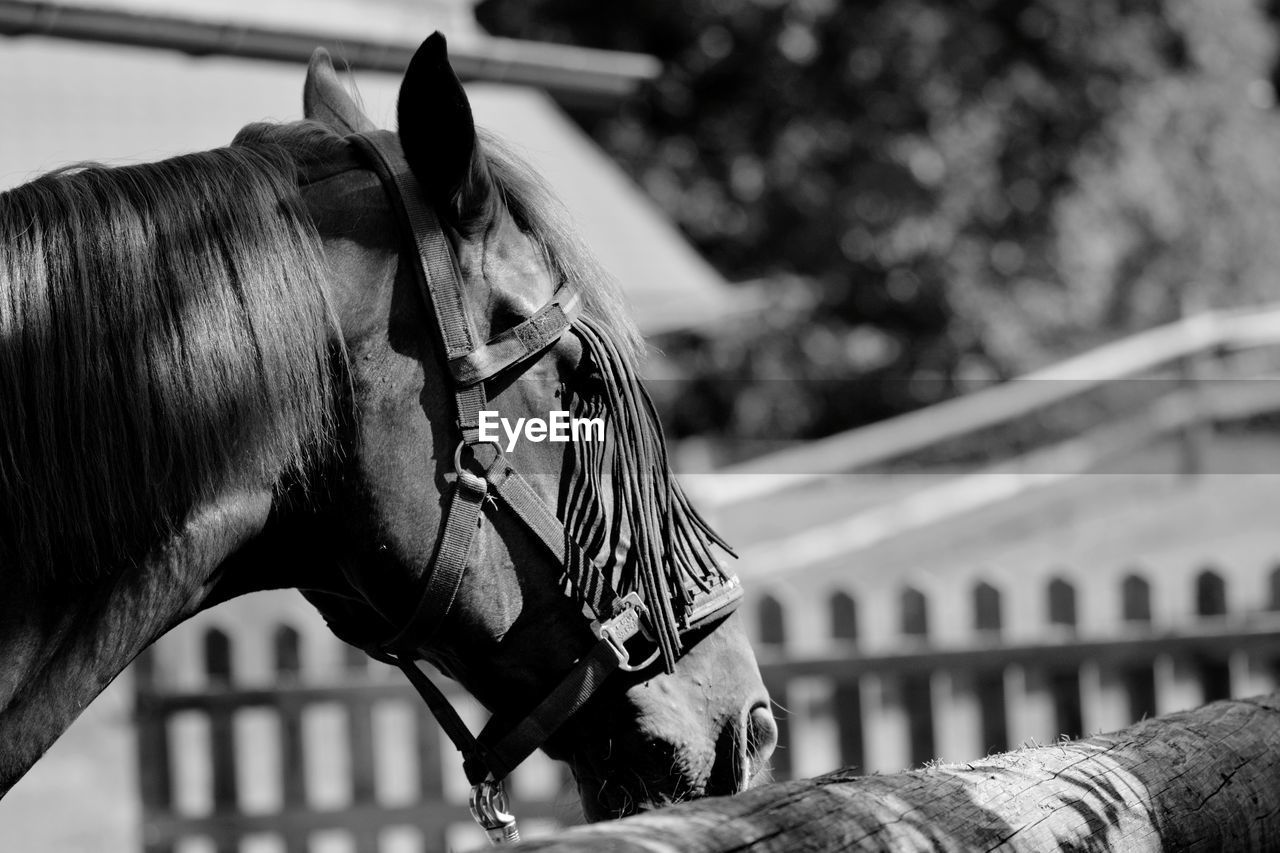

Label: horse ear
[303,48,377,134]
[397,32,488,214]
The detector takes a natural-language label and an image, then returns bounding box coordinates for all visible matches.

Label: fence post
[347,693,379,853]
[412,701,446,850]
[134,649,175,853]
[202,629,238,853]
[275,626,308,853]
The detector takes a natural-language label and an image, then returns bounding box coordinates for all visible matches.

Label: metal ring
[454,440,501,478]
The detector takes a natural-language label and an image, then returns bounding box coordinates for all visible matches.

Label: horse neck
[0,490,273,795]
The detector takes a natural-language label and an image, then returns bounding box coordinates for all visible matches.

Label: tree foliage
[478,0,1280,449]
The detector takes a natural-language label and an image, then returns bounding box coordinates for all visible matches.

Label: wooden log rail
[519,693,1280,852]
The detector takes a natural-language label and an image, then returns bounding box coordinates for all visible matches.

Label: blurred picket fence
[132,602,580,853]
[751,557,1280,779]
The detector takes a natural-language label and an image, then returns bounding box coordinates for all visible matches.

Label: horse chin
[566,743,716,822]
[566,733,772,822]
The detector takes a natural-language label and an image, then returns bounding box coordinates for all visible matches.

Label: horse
[0,32,777,836]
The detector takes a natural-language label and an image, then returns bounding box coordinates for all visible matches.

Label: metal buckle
[592,592,661,673]
[469,779,520,846]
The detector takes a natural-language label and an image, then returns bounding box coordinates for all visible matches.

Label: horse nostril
[747,703,778,768]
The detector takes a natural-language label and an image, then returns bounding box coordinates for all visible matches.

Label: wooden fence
[134,608,1280,851]
[756,610,1280,781]
[133,615,579,853]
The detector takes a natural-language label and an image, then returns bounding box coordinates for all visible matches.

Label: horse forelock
[0,143,338,589]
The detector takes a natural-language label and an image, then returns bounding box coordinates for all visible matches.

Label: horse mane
[0,143,337,589]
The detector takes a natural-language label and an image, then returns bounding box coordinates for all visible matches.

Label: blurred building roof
[1,34,743,335]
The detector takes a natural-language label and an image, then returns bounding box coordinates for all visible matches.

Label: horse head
[276,34,777,821]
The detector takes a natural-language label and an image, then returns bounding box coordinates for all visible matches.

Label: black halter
[348,131,742,843]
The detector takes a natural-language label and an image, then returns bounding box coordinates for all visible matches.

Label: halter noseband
[347,130,742,844]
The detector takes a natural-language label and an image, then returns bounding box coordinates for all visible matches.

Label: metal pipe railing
[0,0,660,109]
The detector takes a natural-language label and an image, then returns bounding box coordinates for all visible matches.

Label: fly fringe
[558,316,736,672]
